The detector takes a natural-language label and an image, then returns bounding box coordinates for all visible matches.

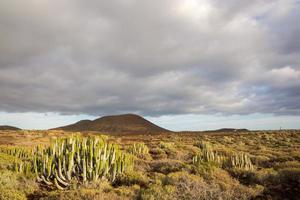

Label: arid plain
[0,126,299,200]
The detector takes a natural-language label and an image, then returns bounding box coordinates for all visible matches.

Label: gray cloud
[0,0,299,117]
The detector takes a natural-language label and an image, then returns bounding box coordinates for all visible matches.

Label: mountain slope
[53,114,170,134]
[0,125,21,131]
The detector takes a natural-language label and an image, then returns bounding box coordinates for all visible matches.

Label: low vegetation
[0,129,299,199]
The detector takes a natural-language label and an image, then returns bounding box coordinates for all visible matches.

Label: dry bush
[133,158,151,172]
[113,185,140,199]
[141,171,262,200]
[35,189,127,200]
[0,169,38,196]
[149,147,167,160]
[150,159,188,174]
[273,160,300,170]
[114,171,149,187]
[0,188,27,200]
[210,169,263,199]
[140,184,175,200]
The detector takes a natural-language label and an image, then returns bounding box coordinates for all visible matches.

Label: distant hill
[53,114,171,134]
[209,128,249,133]
[0,125,21,131]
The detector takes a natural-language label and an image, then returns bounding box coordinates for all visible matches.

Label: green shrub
[0,188,27,200]
[273,161,300,170]
[140,184,175,200]
[0,169,38,195]
[38,189,125,200]
[114,171,149,187]
[114,185,140,199]
[159,142,174,150]
[0,152,22,170]
[150,159,187,174]
[149,148,167,160]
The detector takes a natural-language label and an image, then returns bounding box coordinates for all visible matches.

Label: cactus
[193,140,225,167]
[192,149,225,166]
[225,153,254,171]
[2,135,134,190]
[32,136,134,189]
[0,146,33,160]
[193,142,254,171]
[127,143,149,157]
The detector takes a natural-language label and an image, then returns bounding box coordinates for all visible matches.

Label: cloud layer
[0,0,299,116]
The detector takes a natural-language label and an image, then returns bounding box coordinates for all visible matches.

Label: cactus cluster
[193,141,254,171]
[193,150,254,171]
[1,136,134,190]
[0,146,33,160]
[127,143,149,156]
[193,141,224,165]
[192,149,225,166]
[195,141,212,150]
[225,153,254,171]
[12,161,32,175]
[31,136,134,189]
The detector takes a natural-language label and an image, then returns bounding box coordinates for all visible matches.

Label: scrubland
[0,130,299,200]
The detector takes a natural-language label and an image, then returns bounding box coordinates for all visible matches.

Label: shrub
[191,161,217,176]
[0,169,38,195]
[37,189,126,200]
[165,171,221,200]
[260,168,300,200]
[0,188,27,200]
[273,161,300,170]
[159,142,174,150]
[114,185,140,199]
[149,148,167,160]
[150,159,187,174]
[210,169,263,200]
[114,171,149,187]
[140,184,175,200]
[277,168,300,196]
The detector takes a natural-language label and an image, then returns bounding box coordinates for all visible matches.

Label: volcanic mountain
[53,114,171,134]
[0,125,21,131]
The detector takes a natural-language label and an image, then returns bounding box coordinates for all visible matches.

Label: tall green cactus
[0,146,33,160]
[6,135,134,189]
[225,153,254,171]
[192,149,225,166]
[127,142,149,157]
[193,140,225,166]
[193,141,254,171]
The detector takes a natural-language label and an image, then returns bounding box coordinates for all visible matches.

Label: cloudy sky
[1,0,300,130]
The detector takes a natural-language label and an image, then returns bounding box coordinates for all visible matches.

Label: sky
[0,0,300,131]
